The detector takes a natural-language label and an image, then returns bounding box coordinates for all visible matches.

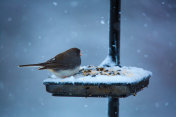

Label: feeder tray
[43,65,151,97]
[43,0,152,116]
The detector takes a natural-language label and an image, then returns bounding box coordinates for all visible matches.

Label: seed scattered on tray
[77,66,122,77]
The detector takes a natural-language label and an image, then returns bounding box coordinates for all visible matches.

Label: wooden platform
[44,76,150,98]
[43,66,151,98]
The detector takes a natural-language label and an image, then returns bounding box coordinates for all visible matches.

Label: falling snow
[84,104,88,108]
[0,45,4,49]
[137,49,141,53]
[0,82,4,90]
[100,20,105,24]
[0,0,175,117]
[144,54,149,58]
[155,102,160,108]
[142,12,146,16]
[52,2,58,6]
[144,23,148,28]
[70,1,78,7]
[38,35,42,39]
[161,2,165,5]
[28,42,32,46]
[64,10,68,14]
[7,17,12,22]
[165,102,169,106]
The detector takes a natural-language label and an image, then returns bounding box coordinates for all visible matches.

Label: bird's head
[66,48,82,57]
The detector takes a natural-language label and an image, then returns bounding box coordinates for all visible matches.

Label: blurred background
[0,0,176,117]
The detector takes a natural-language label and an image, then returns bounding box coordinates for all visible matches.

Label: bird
[19,48,82,78]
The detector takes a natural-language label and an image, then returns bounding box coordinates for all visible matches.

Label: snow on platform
[43,66,152,84]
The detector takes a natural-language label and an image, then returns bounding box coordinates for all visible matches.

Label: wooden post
[108,0,121,117]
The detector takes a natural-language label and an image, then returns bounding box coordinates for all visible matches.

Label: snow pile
[44,66,152,84]
[100,56,116,67]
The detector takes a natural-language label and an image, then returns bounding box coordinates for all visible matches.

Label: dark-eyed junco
[19,48,81,78]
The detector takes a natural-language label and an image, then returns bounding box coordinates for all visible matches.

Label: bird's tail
[19,63,44,67]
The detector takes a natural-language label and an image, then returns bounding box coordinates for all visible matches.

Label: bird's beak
[80,52,82,56]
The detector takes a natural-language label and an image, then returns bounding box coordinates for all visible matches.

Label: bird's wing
[38,64,70,70]
[39,54,76,70]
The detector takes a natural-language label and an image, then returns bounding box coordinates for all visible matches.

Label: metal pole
[109,0,121,66]
[108,97,119,117]
[108,0,121,117]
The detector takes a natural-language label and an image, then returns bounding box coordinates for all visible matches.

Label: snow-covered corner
[43,66,152,84]
[100,55,116,67]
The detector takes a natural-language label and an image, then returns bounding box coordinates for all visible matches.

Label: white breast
[49,66,80,78]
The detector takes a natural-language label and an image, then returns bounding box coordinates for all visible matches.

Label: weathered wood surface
[44,75,150,98]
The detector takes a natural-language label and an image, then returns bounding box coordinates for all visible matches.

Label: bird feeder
[43,0,151,117]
